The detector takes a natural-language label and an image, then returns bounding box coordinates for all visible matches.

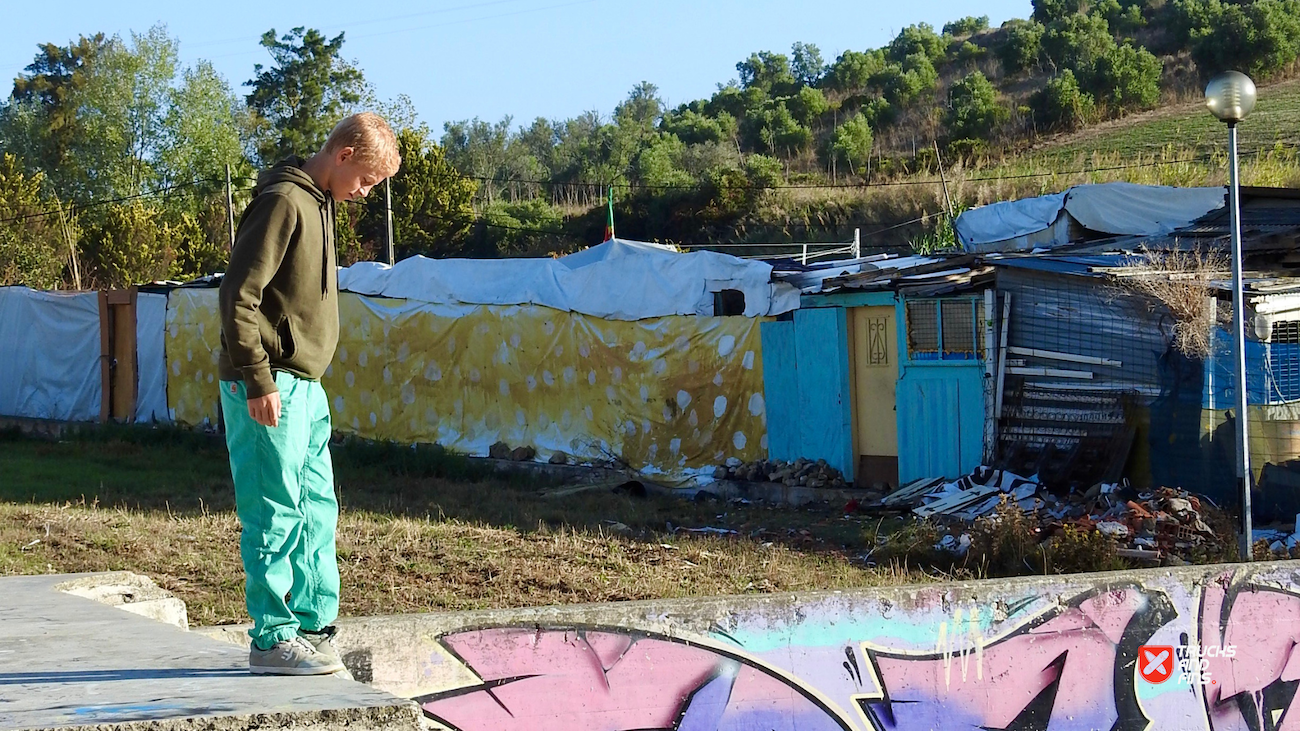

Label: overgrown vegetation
[1120,246,1230,358]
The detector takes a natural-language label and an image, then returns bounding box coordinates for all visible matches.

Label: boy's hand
[248,393,282,427]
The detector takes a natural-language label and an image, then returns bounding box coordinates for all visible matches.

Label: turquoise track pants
[220,371,339,650]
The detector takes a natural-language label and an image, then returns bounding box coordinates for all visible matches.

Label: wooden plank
[883,477,946,505]
[1008,346,1122,367]
[995,293,1011,421]
[97,290,111,423]
[109,288,138,422]
[913,484,999,518]
[982,290,996,465]
[759,320,800,461]
[1007,367,1094,379]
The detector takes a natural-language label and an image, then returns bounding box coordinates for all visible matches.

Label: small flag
[604,186,615,241]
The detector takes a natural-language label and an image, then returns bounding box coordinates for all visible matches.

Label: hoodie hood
[255,157,334,297]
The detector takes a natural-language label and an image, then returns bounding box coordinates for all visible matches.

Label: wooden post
[99,288,139,423]
[225,164,235,251]
[994,292,1013,458]
[385,178,395,265]
[933,140,955,219]
[983,289,997,464]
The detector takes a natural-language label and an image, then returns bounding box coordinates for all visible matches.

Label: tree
[747,102,811,158]
[1032,69,1095,131]
[614,82,664,147]
[824,49,887,92]
[634,134,695,188]
[244,27,367,164]
[358,127,477,258]
[9,34,109,178]
[829,113,874,175]
[661,109,737,146]
[736,51,797,96]
[791,42,826,87]
[0,154,69,289]
[997,20,1045,74]
[888,24,947,64]
[1033,0,1083,24]
[788,86,829,126]
[1042,13,1116,72]
[946,71,1005,141]
[1094,0,1146,34]
[1089,43,1162,112]
[872,53,938,108]
[78,201,204,287]
[1188,0,1300,78]
[158,61,248,188]
[944,16,991,36]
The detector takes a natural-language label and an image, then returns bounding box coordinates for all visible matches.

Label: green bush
[1032,69,1096,131]
[946,71,1006,140]
[1042,13,1116,72]
[1033,0,1084,24]
[996,19,1046,74]
[944,16,991,37]
[1188,0,1300,78]
[887,23,947,64]
[1090,43,1163,112]
[661,109,737,146]
[0,154,68,289]
[823,49,887,92]
[828,112,874,174]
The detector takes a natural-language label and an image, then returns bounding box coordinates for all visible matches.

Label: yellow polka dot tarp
[165,288,769,482]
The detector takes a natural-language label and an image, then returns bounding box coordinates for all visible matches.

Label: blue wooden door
[759,320,800,462]
[897,366,985,482]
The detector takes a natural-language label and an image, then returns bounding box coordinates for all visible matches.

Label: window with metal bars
[905,297,981,361]
[1268,320,1300,403]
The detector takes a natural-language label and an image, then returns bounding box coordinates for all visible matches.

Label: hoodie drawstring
[322,193,333,299]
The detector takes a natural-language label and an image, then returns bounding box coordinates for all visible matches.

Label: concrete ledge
[56,571,189,630]
[198,560,1300,730]
[0,573,422,731]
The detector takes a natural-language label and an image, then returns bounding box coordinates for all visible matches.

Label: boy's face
[330,147,387,202]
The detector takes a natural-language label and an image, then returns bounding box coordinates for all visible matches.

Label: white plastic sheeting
[956,182,1225,251]
[0,287,102,421]
[338,238,802,320]
[135,292,169,422]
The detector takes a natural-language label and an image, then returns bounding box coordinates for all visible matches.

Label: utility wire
[0,178,222,225]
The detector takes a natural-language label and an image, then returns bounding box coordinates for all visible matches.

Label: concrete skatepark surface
[0,573,422,731]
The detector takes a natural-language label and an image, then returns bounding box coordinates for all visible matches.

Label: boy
[218,112,400,675]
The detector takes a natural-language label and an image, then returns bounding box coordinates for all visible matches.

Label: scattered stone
[549,451,569,465]
[510,446,537,462]
[713,466,730,480]
[725,457,743,468]
[489,441,511,460]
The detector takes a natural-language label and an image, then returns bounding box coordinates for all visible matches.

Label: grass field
[0,426,925,626]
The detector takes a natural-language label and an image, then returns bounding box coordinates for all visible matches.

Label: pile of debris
[876,466,1226,563]
[713,457,849,489]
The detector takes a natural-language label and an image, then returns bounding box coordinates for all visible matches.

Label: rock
[489,441,511,460]
[693,490,722,503]
[713,466,729,480]
[549,451,569,465]
[725,457,743,468]
[510,446,537,462]
[1165,497,1194,515]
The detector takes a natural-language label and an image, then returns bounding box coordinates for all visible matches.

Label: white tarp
[338,238,802,320]
[956,182,1225,250]
[0,287,102,421]
[135,292,169,423]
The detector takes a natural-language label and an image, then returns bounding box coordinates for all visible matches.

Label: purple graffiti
[417,627,853,731]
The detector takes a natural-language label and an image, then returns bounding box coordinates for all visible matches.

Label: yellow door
[849,306,899,486]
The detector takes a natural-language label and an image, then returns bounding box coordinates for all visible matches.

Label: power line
[0,178,222,225]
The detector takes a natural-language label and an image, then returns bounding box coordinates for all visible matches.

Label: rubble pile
[878,466,1227,563]
[713,457,849,489]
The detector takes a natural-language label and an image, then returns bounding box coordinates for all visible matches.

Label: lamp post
[1205,70,1257,560]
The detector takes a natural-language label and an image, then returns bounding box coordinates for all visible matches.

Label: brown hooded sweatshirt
[217,158,338,399]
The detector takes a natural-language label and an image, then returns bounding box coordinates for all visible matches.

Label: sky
[7,0,1033,135]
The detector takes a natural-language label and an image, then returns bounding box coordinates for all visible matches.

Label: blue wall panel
[759,320,800,462]
[793,308,855,480]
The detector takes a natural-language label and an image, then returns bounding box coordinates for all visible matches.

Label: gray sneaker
[249,636,345,676]
[300,626,354,680]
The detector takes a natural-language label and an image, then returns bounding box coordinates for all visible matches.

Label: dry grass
[0,427,932,626]
[0,502,913,626]
[1119,246,1229,358]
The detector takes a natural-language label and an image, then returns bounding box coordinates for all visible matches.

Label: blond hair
[322,112,401,177]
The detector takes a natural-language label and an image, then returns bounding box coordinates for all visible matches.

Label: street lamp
[1205,70,1257,560]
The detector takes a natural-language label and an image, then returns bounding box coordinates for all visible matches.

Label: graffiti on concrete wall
[410,567,1300,731]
